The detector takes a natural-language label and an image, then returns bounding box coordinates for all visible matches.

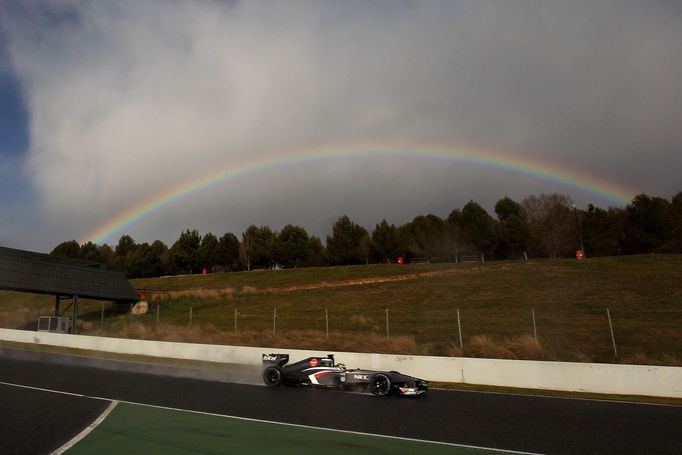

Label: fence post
[234,308,238,333]
[607,308,617,357]
[532,308,537,342]
[101,302,104,325]
[273,307,277,335]
[189,306,193,327]
[457,308,463,351]
[325,308,329,339]
[385,308,390,339]
[156,304,160,326]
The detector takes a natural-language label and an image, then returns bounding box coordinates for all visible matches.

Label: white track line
[0,381,538,454]
[107,400,540,454]
[0,381,113,403]
[51,400,119,455]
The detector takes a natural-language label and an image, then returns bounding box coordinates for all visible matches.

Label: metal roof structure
[0,246,138,303]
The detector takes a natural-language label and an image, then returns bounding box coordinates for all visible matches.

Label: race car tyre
[369,373,392,396]
[263,366,283,387]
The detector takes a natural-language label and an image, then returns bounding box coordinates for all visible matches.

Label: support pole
[325,308,329,340]
[532,308,537,342]
[457,308,463,351]
[156,304,160,326]
[189,306,193,327]
[234,308,238,333]
[607,308,617,357]
[71,295,78,334]
[101,302,105,325]
[55,294,60,317]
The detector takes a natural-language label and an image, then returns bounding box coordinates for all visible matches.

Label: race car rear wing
[262,353,289,367]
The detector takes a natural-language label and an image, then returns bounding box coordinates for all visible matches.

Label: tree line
[51,192,682,278]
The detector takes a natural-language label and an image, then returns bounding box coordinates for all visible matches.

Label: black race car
[262,353,427,397]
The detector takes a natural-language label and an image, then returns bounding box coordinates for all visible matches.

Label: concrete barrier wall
[2,328,681,398]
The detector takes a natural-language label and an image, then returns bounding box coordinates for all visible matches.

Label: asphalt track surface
[1,348,681,454]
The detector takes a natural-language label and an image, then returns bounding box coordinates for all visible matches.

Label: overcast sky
[1,0,681,252]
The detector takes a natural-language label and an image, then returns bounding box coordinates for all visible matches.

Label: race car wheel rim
[370,374,391,396]
[264,367,282,386]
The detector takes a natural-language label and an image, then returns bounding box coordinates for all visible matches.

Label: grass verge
[1,255,681,365]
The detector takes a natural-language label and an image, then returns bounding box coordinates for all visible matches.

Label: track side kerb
[65,401,533,455]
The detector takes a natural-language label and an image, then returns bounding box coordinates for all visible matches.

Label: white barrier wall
[2,328,681,398]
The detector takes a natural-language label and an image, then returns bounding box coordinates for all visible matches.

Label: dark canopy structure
[0,246,137,333]
[0,246,137,302]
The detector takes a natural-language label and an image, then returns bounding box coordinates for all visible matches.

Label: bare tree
[522,193,576,259]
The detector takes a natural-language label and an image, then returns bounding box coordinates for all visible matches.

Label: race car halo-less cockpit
[262,353,427,397]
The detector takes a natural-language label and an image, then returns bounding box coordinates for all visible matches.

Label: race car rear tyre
[369,373,392,396]
[263,366,282,387]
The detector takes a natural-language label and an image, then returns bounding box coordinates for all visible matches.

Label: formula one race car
[262,353,427,397]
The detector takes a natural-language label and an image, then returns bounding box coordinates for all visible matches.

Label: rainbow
[80,144,637,244]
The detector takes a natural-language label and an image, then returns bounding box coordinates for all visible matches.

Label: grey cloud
[1,0,680,248]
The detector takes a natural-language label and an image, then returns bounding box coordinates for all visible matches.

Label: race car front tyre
[369,373,392,396]
[263,366,282,387]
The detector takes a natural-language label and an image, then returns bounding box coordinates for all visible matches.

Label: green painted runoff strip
[66,402,516,454]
